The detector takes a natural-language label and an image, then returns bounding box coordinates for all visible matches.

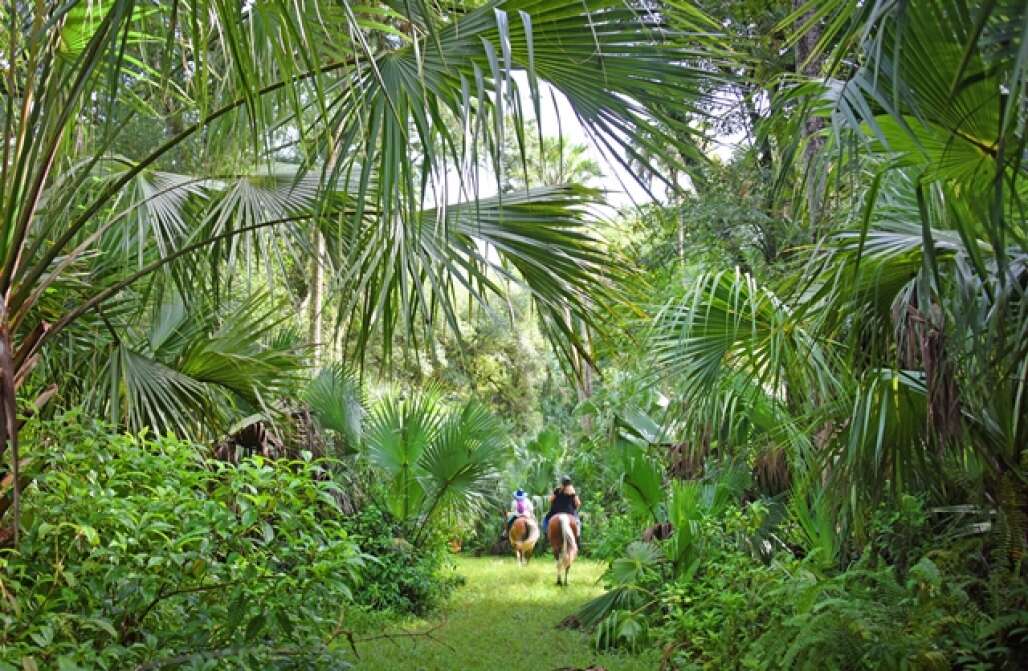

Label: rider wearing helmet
[541,476,581,543]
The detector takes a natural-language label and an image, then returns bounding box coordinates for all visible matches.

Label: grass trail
[352,555,658,670]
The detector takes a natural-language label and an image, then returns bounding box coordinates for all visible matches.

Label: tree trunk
[794,0,828,239]
[575,319,594,434]
[560,306,595,433]
[307,228,325,365]
[670,167,685,267]
[676,217,685,267]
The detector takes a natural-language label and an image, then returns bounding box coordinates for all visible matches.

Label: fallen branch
[347,620,455,656]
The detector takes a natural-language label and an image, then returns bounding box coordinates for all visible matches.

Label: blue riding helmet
[514,489,527,500]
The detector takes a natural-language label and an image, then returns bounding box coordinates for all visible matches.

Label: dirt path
[352,555,658,670]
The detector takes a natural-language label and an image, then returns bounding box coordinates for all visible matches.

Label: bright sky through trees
[435,73,740,209]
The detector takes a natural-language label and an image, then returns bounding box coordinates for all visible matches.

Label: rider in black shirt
[542,476,581,542]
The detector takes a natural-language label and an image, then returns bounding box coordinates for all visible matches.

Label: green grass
[351,555,658,670]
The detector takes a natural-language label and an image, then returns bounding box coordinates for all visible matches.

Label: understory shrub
[741,555,1022,671]
[588,512,641,562]
[585,496,1028,670]
[659,550,1028,670]
[0,416,365,670]
[658,547,788,667]
[341,506,461,615]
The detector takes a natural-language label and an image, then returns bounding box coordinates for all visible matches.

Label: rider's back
[550,487,577,516]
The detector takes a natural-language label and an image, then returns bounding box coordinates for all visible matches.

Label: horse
[508,515,540,566]
[547,513,579,586]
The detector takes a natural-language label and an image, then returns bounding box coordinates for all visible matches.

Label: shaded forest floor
[352,556,658,670]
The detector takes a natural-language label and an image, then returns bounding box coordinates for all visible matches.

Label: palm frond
[363,391,446,521]
[331,185,615,374]
[116,347,208,438]
[305,364,366,454]
[827,368,936,508]
[621,445,665,524]
[651,269,838,408]
[417,401,508,536]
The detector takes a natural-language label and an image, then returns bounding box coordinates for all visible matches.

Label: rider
[542,476,581,543]
[506,488,534,532]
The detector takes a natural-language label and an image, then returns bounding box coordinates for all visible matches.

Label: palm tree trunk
[794,0,828,239]
[308,228,325,365]
[670,168,685,267]
[575,319,594,434]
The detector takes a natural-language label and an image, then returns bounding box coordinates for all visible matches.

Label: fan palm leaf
[363,391,445,521]
[304,364,366,454]
[621,444,665,524]
[362,392,509,543]
[651,269,838,408]
[417,401,507,538]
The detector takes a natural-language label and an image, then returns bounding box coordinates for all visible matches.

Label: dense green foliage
[1,0,1026,669]
[581,477,1028,669]
[340,507,460,616]
[1,416,364,668]
[540,2,1028,669]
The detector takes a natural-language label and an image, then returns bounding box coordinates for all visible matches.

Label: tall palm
[814,0,1028,529]
[653,0,1027,553]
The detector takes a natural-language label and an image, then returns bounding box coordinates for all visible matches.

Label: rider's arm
[574,495,582,509]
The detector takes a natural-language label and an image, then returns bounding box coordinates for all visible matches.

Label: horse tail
[559,514,577,565]
[525,517,540,545]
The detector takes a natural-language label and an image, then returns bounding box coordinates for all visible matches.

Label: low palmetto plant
[304,363,366,455]
[578,462,754,648]
[361,389,510,547]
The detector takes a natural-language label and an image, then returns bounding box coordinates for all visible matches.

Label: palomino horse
[547,513,579,586]
[508,515,540,566]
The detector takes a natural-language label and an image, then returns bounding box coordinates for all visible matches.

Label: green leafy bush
[659,547,789,668]
[588,512,642,562]
[341,506,462,615]
[1,416,364,670]
[743,556,973,670]
[583,494,1028,670]
[742,551,1027,670]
